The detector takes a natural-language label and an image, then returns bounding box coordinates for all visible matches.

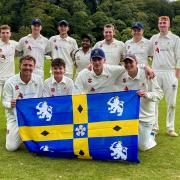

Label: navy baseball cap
[123,54,137,61]
[91,48,105,59]
[58,20,69,26]
[32,18,42,25]
[132,22,144,29]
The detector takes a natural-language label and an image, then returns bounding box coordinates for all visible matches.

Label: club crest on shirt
[51,87,55,93]
[123,78,126,83]
[15,85,19,90]
[88,78,92,83]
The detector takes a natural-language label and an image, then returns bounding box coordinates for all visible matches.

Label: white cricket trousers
[6,120,22,151]
[154,71,178,131]
[138,121,156,151]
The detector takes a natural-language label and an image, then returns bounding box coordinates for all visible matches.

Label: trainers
[167,130,179,137]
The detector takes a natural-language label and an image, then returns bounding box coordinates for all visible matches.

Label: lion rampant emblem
[110,141,128,160]
[107,96,124,116]
[40,145,54,152]
[36,101,53,121]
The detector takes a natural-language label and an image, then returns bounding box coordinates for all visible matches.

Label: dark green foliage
[0,0,179,44]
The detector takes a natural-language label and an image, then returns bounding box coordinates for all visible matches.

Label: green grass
[0,59,180,180]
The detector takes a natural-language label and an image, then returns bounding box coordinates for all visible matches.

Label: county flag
[16,90,140,163]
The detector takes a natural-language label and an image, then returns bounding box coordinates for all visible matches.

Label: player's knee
[170,104,176,109]
[6,142,20,152]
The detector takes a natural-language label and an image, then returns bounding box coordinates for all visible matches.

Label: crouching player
[2,55,43,151]
[115,54,163,151]
[43,58,74,97]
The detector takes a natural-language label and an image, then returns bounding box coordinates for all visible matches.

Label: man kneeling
[115,54,163,151]
[2,55,43,151]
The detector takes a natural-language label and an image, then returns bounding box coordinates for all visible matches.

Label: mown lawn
[0,59,180,180]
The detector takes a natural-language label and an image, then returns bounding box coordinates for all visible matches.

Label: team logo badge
[123,78,126,83]
[15,85,19,90]
[110,141,128,160]
[36,101,53,121]
[51,87,55,93]
[107,96,124,116]
[88,78,92,83]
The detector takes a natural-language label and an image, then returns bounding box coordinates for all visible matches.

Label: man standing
[150,16,180,137]
[2,55,43,151]
[115,54,163,151]
[16,19,49,79]
[0,25,17,98]
[94,24,125,65]
[125,22,152,65]
[49,20,78,79]
[74,34,92,76]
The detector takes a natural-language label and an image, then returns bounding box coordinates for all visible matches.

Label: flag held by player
[16,90,140,163]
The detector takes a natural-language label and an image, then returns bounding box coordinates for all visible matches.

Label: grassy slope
[0,59,179,180]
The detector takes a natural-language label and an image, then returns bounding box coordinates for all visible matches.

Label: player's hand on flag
[11,99,16,108]
[137,90,146,97]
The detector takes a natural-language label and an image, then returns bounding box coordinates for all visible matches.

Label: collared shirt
[0,40,18,80]
[74,64,125,94]
[115,68,163,122]
[49,35,78,75]
[74,48,91,75]
[94,38,125,65]
[125,37,152,65]
[16,34,49,73]
[43,75,74,97]
[150,31,180,70]
[2,73,43,123]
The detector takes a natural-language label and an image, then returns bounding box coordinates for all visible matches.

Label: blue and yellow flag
[16,90,140,163]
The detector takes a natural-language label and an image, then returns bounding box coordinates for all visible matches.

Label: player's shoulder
[49,35,58,41]
[5,74,19,85]
[19,34,31,41]
[64,75,74,84]
[113,38,124,45]
[77,68,90,77]
[67,36,77,43]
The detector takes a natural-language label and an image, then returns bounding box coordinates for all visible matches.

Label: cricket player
[16,18,49,79]
[74,34,92,76]
[74,48,153,94]
[43,58,74,97]
[115,54,163,151]
[150,16,180,137]
[0,25,17,99]
[94,24,125,65]
[2,55,43,151]
[49,20,78,79]
[125,22,152,65]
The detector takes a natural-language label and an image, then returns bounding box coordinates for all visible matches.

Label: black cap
[32,18,42,25]
[58,20,69,26]
[81,34,92,42]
